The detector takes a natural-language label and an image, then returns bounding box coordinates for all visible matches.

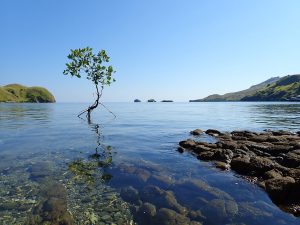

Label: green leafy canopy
[63,47,116,87]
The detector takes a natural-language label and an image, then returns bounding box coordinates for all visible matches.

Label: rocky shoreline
[178,129,300,217]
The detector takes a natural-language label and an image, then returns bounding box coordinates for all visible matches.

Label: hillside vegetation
[242,74,300,101]
[190,77,280,102]
[190,74,300,102]
[0,84,55,103]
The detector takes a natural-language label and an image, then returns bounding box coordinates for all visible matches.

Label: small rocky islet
[179,128,300,216]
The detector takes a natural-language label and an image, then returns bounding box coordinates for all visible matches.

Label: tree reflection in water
[68,119,113,184]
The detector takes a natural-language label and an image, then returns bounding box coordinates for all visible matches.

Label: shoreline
[178,129,300,217]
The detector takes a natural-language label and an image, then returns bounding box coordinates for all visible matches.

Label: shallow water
[0,102,300,224]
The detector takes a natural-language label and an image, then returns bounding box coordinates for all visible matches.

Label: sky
[0,0,300,102]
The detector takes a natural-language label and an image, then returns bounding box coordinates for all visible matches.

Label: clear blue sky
[1,0,299,102]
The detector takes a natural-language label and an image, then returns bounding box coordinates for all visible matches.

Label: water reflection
[248,103,300,129]
[0,103,53,129]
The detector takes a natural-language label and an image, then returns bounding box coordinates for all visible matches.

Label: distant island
[190,74,300,102]
[0,84,55,103]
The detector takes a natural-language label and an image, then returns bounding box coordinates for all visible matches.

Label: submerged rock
[173,178,233,210]
[136,202,157,225]
[28,162,53,181]
[155,208,202,225]
[141,185,187,215]
[27,180,74,225]
[202,199,238,224]
[120,186,140,205]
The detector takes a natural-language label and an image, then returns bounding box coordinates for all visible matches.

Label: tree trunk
[78,85,102,121]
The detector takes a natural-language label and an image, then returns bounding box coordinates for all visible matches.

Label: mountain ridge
[190,74,300,102]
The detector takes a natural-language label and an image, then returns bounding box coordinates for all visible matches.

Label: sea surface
[0,102,300,225]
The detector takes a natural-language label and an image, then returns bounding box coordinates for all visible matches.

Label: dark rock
[214,161,230,170]
[291,141,300,149]
[194,145,212,153]
[264,170,282,180]
[206,129,222,136]
[134,99,141,102]
[147,99,156,102]
[248,135,268,143]
[272,130,294,136]
[234,148,249,155]
[197,151,215,161]
[286,168,300,181]
[290,180,300,202]
[179,139,196,149]
[231,130,257,138]
[268,144,294,155]
[213,149,233,163]
[231,155,251,174]
[245,142,270,152]
[190,129,203,135]
[197,142,218,149]
[219,141,238,150]
[232,136,248,141]
[177,147,184,153]
[281,150,300,168]
[248,156,274,175]
[267,136,286,143]
[265,177,295,203]
[218,133,232,141]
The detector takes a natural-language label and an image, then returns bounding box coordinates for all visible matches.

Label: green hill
[190,77,280,102]
[241,74,300,101]
[0,84,55,103]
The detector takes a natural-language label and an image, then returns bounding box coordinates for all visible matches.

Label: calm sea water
[0,102,300,225]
